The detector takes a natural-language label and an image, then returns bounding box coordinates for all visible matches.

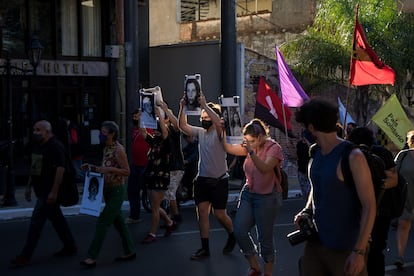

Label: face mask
[32,134,43,144]
[132,119,139,126]
[99,134,108,144]
[201,120,213,130]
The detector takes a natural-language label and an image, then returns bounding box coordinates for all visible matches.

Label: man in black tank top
[294,99,376,276]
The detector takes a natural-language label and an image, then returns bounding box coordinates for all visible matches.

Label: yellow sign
[372,94,413,149]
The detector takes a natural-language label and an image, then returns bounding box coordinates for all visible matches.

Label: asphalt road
[1,196,413,276]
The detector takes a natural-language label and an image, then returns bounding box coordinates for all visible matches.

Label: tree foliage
[281,0,414,92]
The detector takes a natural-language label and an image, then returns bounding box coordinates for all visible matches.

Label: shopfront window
[82,0,101,57]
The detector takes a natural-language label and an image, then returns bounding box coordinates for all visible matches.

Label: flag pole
[276,45,289,143]
[343,87,351,137]
[281,101,289,143]
[344,4,360,137]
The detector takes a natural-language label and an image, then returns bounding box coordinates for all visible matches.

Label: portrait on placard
[140,86,165,120]
[80,172,104,217]
[230,106,242,136]
[139,92,157,129]
[221,106,231,136]
[184,74,202,116]
[219,96,243,144]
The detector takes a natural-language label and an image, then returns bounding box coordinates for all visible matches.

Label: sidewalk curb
[0,189,303,221]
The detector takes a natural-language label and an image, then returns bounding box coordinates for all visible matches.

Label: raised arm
[222,133,248,156]
[178,95,193,135]
[155,106,169,140]
[160,101,180,132]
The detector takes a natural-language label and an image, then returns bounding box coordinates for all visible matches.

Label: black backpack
[341,142,386,209]
[310,142,386,209]
[55,140,80,207]
[389,150,410,218]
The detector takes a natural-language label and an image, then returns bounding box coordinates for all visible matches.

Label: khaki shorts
[165,170,184,200]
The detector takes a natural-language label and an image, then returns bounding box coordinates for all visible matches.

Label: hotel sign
[1,59,109,76]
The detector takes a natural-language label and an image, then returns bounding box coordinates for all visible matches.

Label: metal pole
[221,0,237,97]
[2,57,17,206]
[124,0,140,156]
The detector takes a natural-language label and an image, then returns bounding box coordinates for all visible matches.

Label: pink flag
[276,47,309,107]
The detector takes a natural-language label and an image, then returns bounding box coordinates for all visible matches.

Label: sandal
[115,253,136,262]
[248,267,262,276]
[80,258,96,268]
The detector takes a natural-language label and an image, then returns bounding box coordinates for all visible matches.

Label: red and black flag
[349,8,395,86]
[254,77,295,137]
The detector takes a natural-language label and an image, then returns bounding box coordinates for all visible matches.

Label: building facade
[2,0,412,186]
[0,0,140,185]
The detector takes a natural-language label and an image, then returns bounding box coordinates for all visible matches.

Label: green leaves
[281,0,412,91]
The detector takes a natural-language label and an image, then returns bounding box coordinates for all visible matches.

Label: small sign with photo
[80,171,104,217]
[184,74,202,116]
[139,91,158,129]
[219,96,243,145]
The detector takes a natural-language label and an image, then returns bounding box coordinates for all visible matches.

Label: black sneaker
[190,248,210,260]
[222,236,236,254]
[394,257,404,271]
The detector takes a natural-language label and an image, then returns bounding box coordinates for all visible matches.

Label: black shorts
[194,176,229,209]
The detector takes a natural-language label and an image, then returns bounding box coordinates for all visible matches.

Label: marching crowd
[8,93,414,276]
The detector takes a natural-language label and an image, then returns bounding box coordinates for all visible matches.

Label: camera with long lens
[287,217,317,246]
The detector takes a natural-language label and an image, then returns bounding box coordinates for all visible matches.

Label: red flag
[349,16,395,86]
[254,77,295,137]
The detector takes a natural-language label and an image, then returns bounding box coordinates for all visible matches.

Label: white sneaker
[125,217,142,224]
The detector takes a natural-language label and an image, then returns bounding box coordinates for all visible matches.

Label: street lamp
[404,80,414,107]
[0,35,43,207]
[28,35,43,75]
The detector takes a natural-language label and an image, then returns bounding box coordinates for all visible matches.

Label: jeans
[21,196,76,259]
[234,187,281,263]
[127,164,146,219]
[87,185,135,259]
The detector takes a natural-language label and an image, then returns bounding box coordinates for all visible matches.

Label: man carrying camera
[294,99,376,276]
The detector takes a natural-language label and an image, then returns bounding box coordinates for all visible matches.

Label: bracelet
[352,248,365,256]
[248,150,254,156]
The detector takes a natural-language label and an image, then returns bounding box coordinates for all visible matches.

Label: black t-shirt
[168,125,185,171]
[296,140,310,174]
[370,145,396,215]
[30,137,66,197]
